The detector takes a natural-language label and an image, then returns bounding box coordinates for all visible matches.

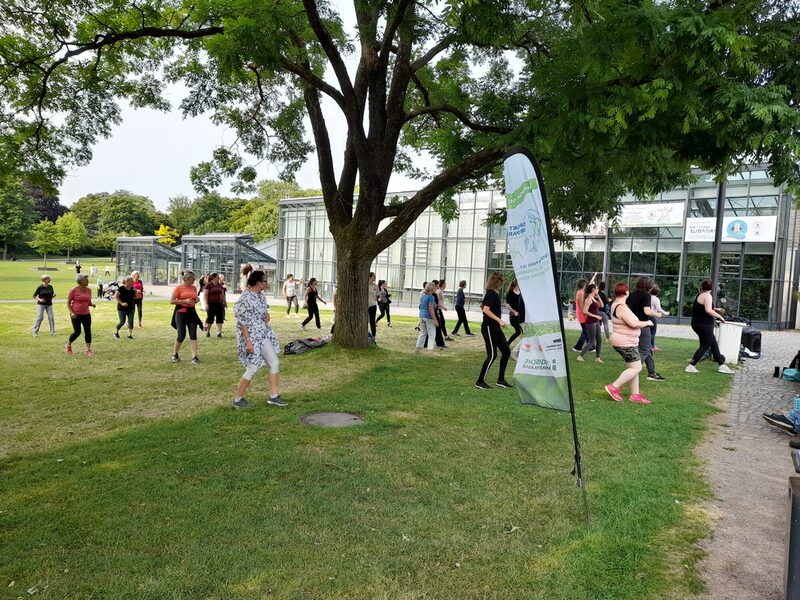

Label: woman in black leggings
[505,278,525,346]
[685,279,734,375]
[301,278,327,330]
[475,272,513,390]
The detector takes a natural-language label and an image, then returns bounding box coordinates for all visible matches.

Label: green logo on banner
[507,178,539,209]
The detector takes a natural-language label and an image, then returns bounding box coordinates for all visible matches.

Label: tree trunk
[2,241,6,261]
[66,248,71,261]
[43,253,48,267]
[332,252,372,349]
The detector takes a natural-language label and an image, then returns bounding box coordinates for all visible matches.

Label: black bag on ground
[283,336,331,355]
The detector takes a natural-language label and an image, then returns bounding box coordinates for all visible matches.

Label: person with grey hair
[415,282,439,353]
[32,274,56,336]
[113,276,136,339]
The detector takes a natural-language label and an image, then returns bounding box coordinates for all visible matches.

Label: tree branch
[278,56,346,110]
[411,35,457,71]
[301,0,356,105]
[404,104,512,134]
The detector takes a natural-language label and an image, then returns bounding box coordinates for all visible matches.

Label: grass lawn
[1,257,117,301]
[0,261,730,599]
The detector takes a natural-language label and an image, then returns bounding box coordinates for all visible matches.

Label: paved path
[697,329,800,600]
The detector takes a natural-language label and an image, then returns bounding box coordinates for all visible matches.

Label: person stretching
[301,278,327,330]
[66,274,96,356]
[605,283,654,404]
[475,272,513,390]
[233,268,287,409]
[113,275,136,340]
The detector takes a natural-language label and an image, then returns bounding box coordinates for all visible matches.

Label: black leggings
[69,313,92,344]
[175,311,198,343]
[477,323,510,384]
[368,305,377,338]
[690,323,725,365]
[134,298,143,324]
[452,306,471,335]
[376,302,391,324]
[302,304,321,329]
[508,315,523,345]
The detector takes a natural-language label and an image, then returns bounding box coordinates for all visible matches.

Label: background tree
[92,231,128,260]
[28,220,62,266]
[166,195,197,237]
[227,180,322,241]
[70,193,109,236]
[154,223,180,246]
[54,213,89,261]
[190,192,244,234]
[0,180,37,260]
[2,0,800,346]
[97,192,159,236]
[24,182,68,222]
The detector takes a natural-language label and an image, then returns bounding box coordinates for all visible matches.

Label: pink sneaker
[629,394,652,404]
[64,344,73,355]
[85,350,95,357]
[604,384,623,402]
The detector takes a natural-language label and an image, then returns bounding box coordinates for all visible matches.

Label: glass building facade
[116,236,182,285]
[180,234,277,292]
[277,166,799,329]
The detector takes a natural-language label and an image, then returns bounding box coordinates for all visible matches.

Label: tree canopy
[2,0,799,345]
[28,220,61,266]
[55,213,90,260]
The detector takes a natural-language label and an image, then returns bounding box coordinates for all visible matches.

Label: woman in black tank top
[686,280,733,374]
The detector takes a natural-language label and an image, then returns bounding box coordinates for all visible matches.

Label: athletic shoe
[454,332,461,337]
[127,335,134,340]
[217,333,222,338]
[763,413,797,433]
[85,350,95,357]
[138,323,142,328]
[65,344,73,355]
[267,395,288,408]
[232,398,252,410]
[445,336,454,342]
[575,355,585,362]
[414,327,420,331]
[718,364,734,374]
[205,331,210,338]
[685,364,699,373]
[647,373,666,381]
[790,439,800,449]
[387,323,392,328]
[113,332,120,339]
[190,357,201,365]
[465,333,476,337]
[496,380,514,389]
[50,332,57,336]
[172,354,180,363]
[595,358,604,363]
[474,381,492,390]
[32,332,38,337]
[629,394,652,405]
[604,384,623,402]
[301,324,306,330]
[571,347,581,353]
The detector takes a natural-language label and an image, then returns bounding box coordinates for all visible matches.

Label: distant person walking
[451,280,474,336]
[577,283,603,363]
[685,279,734,375]
[415,282,439,354]
[572,278,588,351]
[104,265,111,276]
[90,265,97,278]
[32,274,56,336]
[75,261,81,274]
[170,271,202,364]
[301,277,327,330]
[283,274,300,317]
[626,276,665,382]
[375,280,392,327]
[505,278,525,346]
[203,272,227,338]
[131,271,144,328]
[605,283,654,404]
[96,277,104,299]
[475,272,513,390]
[113,275,136,340]
[233,268,286,409]
[66,274,96,356]
[368,272,379,339]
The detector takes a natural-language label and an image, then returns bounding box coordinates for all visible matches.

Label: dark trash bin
[742,325,762,355]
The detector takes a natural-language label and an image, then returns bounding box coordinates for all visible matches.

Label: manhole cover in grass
[300,412,364,428]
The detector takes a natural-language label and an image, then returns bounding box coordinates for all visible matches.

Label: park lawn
[0,298,729,599]
[0,258,117,301]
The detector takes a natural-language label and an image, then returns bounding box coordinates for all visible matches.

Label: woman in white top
[649,285,669,351]
[282,274,299,317]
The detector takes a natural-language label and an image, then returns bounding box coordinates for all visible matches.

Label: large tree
[54,212,90,260]
[0,180,37,260]
[2,0,800,346]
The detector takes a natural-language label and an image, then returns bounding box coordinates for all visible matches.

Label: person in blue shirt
[415,282,439,353]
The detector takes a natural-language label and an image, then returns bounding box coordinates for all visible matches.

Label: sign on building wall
[684,216,778,242]
[616,202,685,228]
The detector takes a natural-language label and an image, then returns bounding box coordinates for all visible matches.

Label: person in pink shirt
[572,279,587,352]
[66,273,96,356]
[131,271,144,328]
[605,282,654,404]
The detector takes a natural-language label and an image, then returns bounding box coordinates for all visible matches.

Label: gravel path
[695,329,800,600]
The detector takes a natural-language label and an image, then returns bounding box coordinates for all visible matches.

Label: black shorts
[206,302,225,324]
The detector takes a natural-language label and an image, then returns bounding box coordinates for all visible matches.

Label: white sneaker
[718,364,734,374]
[685,364,699,373]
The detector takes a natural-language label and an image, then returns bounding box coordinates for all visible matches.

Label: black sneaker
[217,333,222,338]
[113,332,120,339]
[496,380,514,389]
[763,413,797,433]
[205,331,210,338]
[172,354,180,363]
[790,439,800,449]
[475,381,492,390]
[647,373,666,382]
[267,395,288,408]
[191,357,201,365]
[232,398,252,410]
[127,335,134,340]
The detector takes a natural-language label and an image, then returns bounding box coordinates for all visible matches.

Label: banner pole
[507,146,590,524]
